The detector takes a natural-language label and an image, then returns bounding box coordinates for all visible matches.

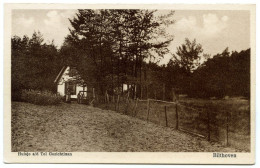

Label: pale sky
[12,9,250,65]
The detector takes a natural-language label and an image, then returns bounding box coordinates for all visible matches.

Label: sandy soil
[11,102,242,152]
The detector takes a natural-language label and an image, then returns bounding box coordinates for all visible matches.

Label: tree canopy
[11,31,62,100]
[11,10,251,101]
[61,9,175,97]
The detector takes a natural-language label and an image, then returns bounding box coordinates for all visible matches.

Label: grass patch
[12,101,242,152]
[96,97,250,151]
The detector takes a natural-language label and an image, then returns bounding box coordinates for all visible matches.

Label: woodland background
[11,9,250,100]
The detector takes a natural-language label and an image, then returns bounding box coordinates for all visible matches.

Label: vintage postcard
[4,3,255,164]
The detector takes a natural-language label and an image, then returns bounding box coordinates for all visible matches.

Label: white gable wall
[56,66,86,99]
[57,66,70,85]
[57,83,65,96]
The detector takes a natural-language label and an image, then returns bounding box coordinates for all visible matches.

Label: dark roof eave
[54,66,68,83]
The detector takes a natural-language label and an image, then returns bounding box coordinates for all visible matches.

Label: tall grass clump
[21,90,62,105]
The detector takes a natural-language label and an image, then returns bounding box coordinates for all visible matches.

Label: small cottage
[54,66,86,99]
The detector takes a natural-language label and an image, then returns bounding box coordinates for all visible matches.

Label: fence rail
[88,91,250,150]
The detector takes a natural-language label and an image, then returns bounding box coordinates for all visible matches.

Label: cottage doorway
[65,82,77,95]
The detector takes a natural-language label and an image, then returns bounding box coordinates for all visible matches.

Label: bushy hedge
[20,90,62,105]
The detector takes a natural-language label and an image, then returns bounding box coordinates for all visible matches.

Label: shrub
[21,90,62,105]
[11,89,22,101]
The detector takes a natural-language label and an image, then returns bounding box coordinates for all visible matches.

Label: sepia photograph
[3,3,256,164]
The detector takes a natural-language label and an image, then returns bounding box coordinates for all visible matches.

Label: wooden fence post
[105,90,107,103]
[133,98,139,117]
[140,85,143,100]
[146,99,150,122]
[158,107,161,126]
[125,91,130,114]
[207,110,210,141]
[114,99,117,111]
[107,92,109,103]
[116,95,120,112]
[146,84,148,100]
[175,103,179,130]
[226,111,229,146]
[164,106,168,127]
[93,88,95,99]
[134,85,137,100]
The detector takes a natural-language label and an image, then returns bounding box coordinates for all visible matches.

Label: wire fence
[81,91,250,151]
